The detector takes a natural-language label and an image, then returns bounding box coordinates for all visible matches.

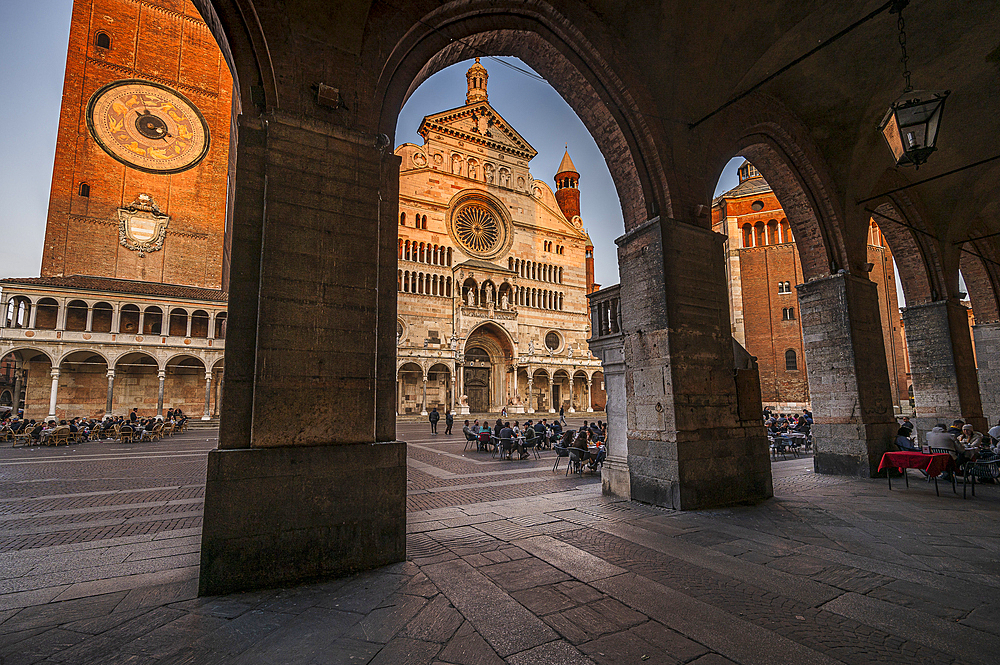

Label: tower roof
[466,58,489,105]
[556,149,578,176]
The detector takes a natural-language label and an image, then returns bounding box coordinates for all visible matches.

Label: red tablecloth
[878,451,954,477]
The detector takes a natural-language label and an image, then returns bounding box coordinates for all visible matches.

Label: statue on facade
[567,346,573,358]
[500,293,508,310]
[528,340,535,355]
[466,288,475,307]
[486,283,494,303]
[460,394,468,405]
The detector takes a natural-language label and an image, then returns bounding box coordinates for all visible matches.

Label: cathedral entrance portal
[462,324,516,414]
[465,348,491,413]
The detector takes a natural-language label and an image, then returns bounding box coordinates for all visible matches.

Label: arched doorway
[464,348,491,413]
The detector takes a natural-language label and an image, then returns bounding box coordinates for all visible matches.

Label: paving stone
[689,655,739,664]
[510,585,578,616]
[588,598,646,629]
[462,554,493,568]
[119,611,229,660]
[348,593,427,643]
[513,536,626,583]
[368,636,440,665]
[59,607,152,635]
[230,607,366,664]
[541,609,592,644]
[190,608,299,656]
[0,591,128,634]
[47,606,187,664]
[630,620,709,662]
[579,628,682,665]
[113,578,199,613]
[960,603,1000,636]
[556,581,604,605]
[168,595,257,619]
[479,557,572,593]
[0,627,88,665]
[437,621,504,665]
[307,637,381,664]
[402,593,464,643]
[314,572,406,614]
[505,639,596,665]
[422,559,557,657]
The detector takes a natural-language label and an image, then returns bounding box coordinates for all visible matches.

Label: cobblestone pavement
[1,421,998,664]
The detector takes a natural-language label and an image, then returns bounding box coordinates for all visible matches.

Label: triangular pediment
[419,102,538,161]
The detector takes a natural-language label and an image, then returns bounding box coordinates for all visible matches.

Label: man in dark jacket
[428,407,439,434]
[444,410,454,435]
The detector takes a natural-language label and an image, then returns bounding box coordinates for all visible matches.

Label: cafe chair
[963,453,1000,499]
[552,443,569,472]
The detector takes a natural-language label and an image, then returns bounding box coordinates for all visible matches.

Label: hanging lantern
[878,90,949,167]
[878,0,948,168]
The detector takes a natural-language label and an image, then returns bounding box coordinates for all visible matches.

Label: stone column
[450,367,456,412]
[586,374,594,412]
[208,312,216,340]
[201,114,405,596]
[527,375,535,414]
[157,370,166,416]
[619,217,771,509]
[105,369,115,416]
[47,368,59,420]
[202,372,212,420]
[592,333,629,498]
[797,273,898,476]
[56,299,67,331]
[10,366,22,419]
[548,375,556,413]
[902,300,986,434]
[420,374,428,416]
[974,322,1000,426]
[111,304,120,334]
[137,310,145,336]
[186,316,193,338]
[85,307,94,332]
[28,305,37,329]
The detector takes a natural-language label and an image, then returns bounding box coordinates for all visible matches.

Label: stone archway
[463,322,516,413]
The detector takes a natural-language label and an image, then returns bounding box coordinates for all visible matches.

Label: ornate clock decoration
[118,193,169,257]
[86,79,210,174]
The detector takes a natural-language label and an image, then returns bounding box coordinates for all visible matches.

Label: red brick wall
[42,0,233,289]
[738,244,808,404]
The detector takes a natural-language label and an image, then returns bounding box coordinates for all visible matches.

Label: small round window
[545,331,561,351]
[751,200,764,212]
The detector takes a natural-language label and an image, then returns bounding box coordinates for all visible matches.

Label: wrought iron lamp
[877,0,949,168]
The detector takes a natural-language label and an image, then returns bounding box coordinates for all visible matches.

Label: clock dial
[86,79,210,174]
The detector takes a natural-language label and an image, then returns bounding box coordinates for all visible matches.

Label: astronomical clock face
[86,79,210,174]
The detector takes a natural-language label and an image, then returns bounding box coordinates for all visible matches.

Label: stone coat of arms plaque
[118,193,169,257]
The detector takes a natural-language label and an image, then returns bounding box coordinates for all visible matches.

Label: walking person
[429,407,439,434]
[445,409,454,435]
[559,406,566,426]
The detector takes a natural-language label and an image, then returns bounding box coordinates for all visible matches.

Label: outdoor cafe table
[878,451,956,496]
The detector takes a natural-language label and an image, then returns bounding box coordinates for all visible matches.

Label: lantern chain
[894,3,912,92]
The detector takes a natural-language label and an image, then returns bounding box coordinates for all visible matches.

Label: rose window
[454,204,501,254]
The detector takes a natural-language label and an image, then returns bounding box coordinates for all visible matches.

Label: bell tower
[554,148,581,221]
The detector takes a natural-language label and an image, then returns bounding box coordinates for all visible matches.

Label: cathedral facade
[395,60,605,416]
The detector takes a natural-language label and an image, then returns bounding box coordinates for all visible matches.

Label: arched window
[95,31,111,49]
[742,224,753,248]
[780,220,791,243]
[447,247,452,266]
[79,183,90,197]
[782,307,795,321]
[785,349,798,371]
[400,212,406,226]
[777,282,786,294]
[398,238,403,259]
[766,220,778,245]
[784,281,791,293]
[421,215,428,230]
[754,221,766,246]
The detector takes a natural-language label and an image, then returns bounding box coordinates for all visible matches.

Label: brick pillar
[974,322,1000,427]
[592,333,629,499]
[901,300,986,435]
[797,273,897,476]
[200,113,404,596]
[619,217,771,510]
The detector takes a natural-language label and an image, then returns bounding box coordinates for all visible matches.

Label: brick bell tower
[40,0,233,289]
[554,148,595,292]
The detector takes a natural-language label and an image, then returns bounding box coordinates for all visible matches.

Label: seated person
[570,429,595,470]
[894,427,919,451]
[557,429,574,450]
[499,422,527,460]
[926,424,969,478]
[478,423,492,448]
[958,424,983,453]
